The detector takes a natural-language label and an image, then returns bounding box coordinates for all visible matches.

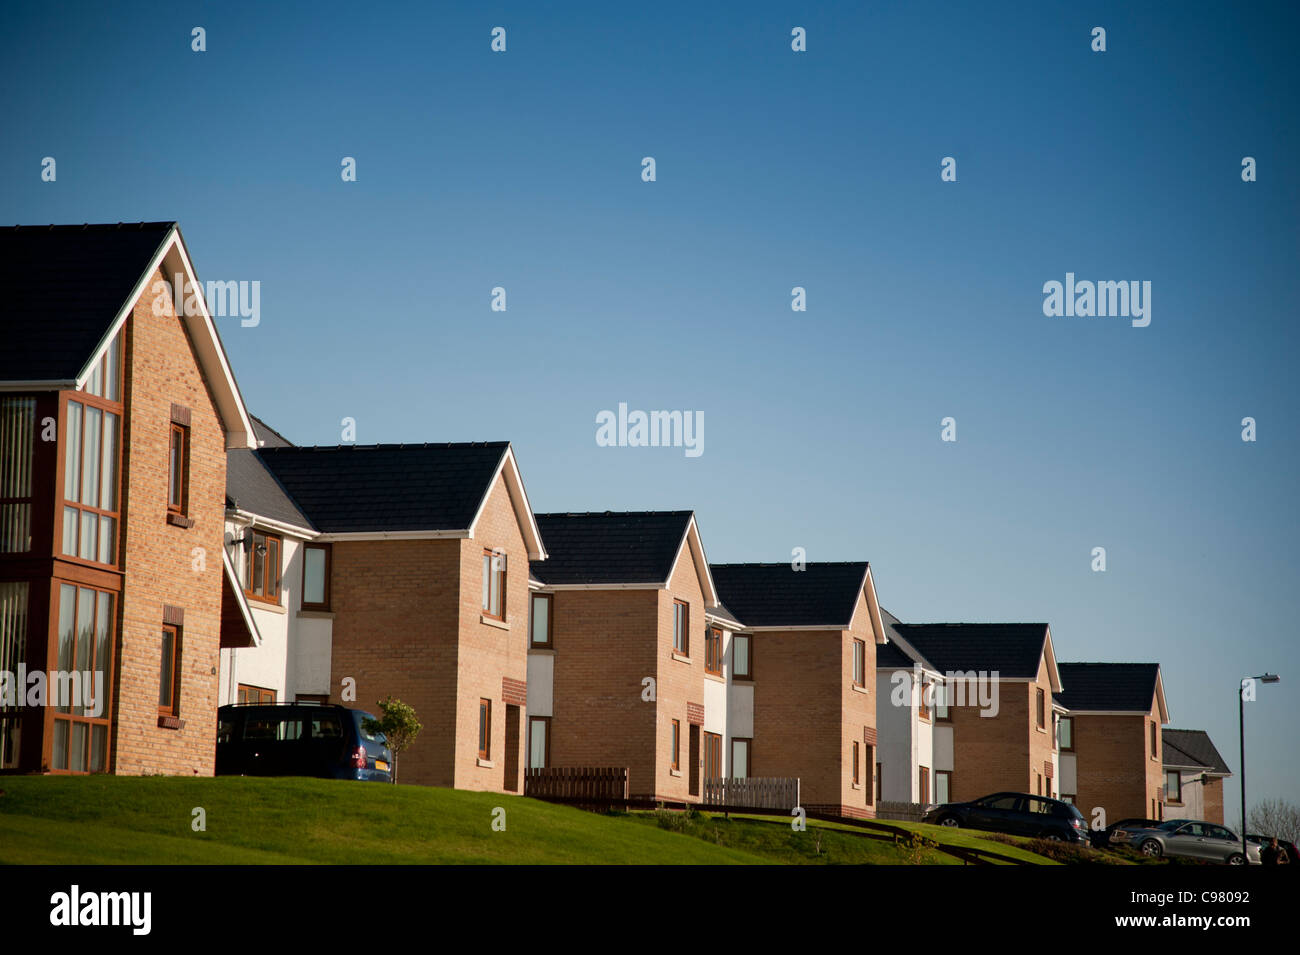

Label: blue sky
[3,1,1296,807]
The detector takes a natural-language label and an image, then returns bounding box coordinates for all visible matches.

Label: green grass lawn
[0,775,1071,865]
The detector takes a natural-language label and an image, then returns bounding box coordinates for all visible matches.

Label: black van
[216,702,394,782]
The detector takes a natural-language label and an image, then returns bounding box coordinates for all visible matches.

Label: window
[159,624,182,716]
[1060,793,1075,805]
[528,716,550,769]
[1059,716,1074,752]
[0,397,36,554]
[672,600,688,654]
[0,582,30,768]
[670,719,681,771]
[919,766,930,802]
[51,584,114,773]
[244,529,282,604]
[852,740,861,785]
[481,549,506,620]
[245,716,303,741]
[703,731,722,778]
[1166,771,1182,804]
[61,396,121,566]
[935,770,952,804]
[529,593,552,647]
[1150,720,1158,759]
[167,424,189,514]
[1036,773,1043,795]
[731,634,751,679]
[873,758,880,804]
[934,681,950,721]
[918,678,931,721]
[705,627,722,676]
[730,737,750,779]
[301,543,331,610]
[237,685,275,704]
[852,639,865,687]
[1036,688,1045,729]
[478,699,491,759]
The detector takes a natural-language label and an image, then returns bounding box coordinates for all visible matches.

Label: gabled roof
[1055,662,1169,720]
[891,622,1061,689]
[0,222,175,382]
[529,511,717,604]
[226,450,314,533]
[0,221,256,449]
[876,608,941,672]
[250,415,294,448]
[709,562,884,640]
[1163,728,1232,776]
[255,442,546,557]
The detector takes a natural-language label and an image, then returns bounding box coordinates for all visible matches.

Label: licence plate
[375,760,389,772]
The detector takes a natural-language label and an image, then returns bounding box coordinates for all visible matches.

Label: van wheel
[1140,840,1163,858]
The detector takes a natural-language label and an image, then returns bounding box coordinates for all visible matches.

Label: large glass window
[0,582,29,768]
[731,634,751,679]
[244,530,282,603]
[529,594,551,647]
[528,716,550,769]
[51,583,114,773]
[0,398,36,554]
[1058,716,1074,751]
[61,398,119,565]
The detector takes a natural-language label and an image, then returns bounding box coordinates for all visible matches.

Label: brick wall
[113,268,227,776]
[1072,713,1151,821]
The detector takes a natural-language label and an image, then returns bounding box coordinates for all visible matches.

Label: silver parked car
[1128,819,1260,864]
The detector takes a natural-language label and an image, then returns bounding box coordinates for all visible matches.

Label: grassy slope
[0,776,1065,865]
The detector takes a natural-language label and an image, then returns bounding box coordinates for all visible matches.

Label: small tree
[362,696,421,783]
[1248,798,1300,843]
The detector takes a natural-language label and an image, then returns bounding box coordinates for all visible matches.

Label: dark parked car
[922,792,1089,843]
[1247,833,1298,865]
[1126,819,1259,864]
[1091,817,1163,849]
[216,702,393,782]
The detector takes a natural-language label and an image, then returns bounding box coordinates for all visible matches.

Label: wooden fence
[875,800,927,822]
[702,777,800,811]
[523,767,629,803]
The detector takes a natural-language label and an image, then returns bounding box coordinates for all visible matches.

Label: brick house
[875,609,951,805]
[0,222,258,775]
[525,511,726,804]
[709,562,889,819]
[1053,662,1169,822]
[889,623,1063,803]
[249,441,546,792]
[1161,728,1230,825]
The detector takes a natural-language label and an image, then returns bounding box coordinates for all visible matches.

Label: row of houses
[0,222,1232,825]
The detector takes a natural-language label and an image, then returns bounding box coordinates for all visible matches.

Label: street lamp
[1239,672,1281,862]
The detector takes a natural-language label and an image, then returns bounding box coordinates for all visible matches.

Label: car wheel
[1227,853,1245,865]
[1042,831,1064,842]
[1140,839,1163,858]
[938,815,960,828]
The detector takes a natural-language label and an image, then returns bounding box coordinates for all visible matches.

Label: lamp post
[1239,672,1280,861]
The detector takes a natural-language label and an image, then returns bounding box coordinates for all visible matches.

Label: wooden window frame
[852,639,866,688]
[873,758,881,805]
[702,731,722,779]
[672,600,689,655]
[730,737,751,779]
[704,626,722,676]
[935,769,952,804]
[1036,687,1046,729]
[1059,716,1074,752]
[48,582,117,774]
[301,542,332,611]
[159,624,182,717]
[478,698,491,760]
[731,633,752,680]
[1165,771,1182,804]
[528,715,551,769]
[670,719,681,771]
[237,684,276,704]
[918,677,931,721]
[482,549,507,621]
[852,740,860,785]
[58,392,124,569]
[919,765,930,803]
[167,423,189,515]
[529,593,552,648]
[1150,720,1159,760]
[243,529,283,605]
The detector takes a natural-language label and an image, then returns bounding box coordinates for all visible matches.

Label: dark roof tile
[890,623,1049,679]
[710,562,869,629]
[529,511,692,586]
[1054,662,1160,713]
